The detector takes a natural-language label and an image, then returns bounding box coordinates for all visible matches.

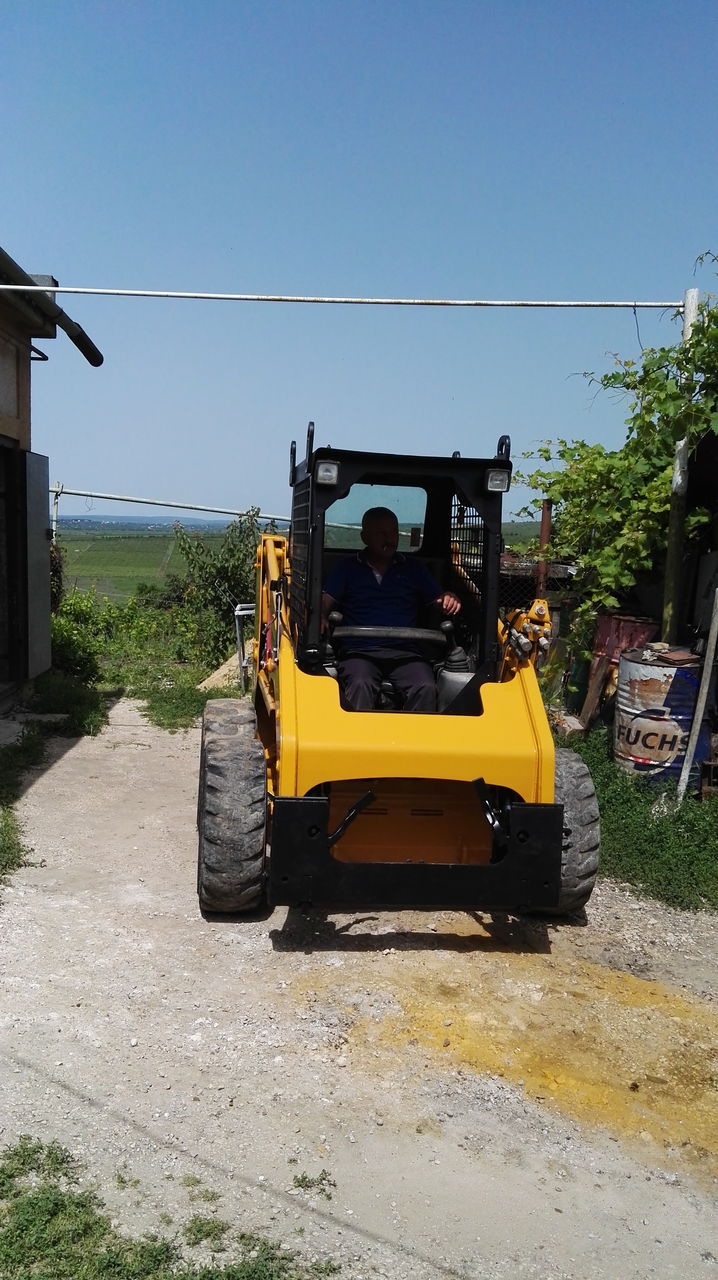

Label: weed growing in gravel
[179,1173,221,1205]
[114,1164,141,1190]
[0,1138,342,1279]
[196,1187,222,1204]
[292,1169,337,1201]
[569,729,718,910]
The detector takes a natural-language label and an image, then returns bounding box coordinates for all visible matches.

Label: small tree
[519,286,718,645]
[173,511,262,667]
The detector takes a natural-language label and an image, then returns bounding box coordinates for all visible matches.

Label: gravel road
[1,698,716,1279]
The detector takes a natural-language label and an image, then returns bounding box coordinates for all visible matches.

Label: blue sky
[4,0,717,518]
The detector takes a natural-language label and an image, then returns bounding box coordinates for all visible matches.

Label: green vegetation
[181,1214,230,1249]
[291,1170,336,1201]
[59,528,212,602]
[502,519,539,550]
[0,1137,341,1279]
[518,275,718,643]
[0,519,261,895]
[26,671,106,736]
[114,1165,141,1191]
[43,514,262,733]
[0,727,45,885]
[180,1174,221,1205]
[568,729,718,911]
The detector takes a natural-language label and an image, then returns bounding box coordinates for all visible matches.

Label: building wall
[0,303,50,688]
[0,312,31,451]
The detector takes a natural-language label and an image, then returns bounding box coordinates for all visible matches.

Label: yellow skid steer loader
[197,425,599,916]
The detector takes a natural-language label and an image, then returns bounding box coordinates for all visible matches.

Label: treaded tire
[549,747,601,915]
[197,698,267,914]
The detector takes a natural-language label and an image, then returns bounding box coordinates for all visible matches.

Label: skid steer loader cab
[197,424,600,918]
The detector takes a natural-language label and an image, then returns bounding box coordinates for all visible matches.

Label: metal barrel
[614,647,710,784]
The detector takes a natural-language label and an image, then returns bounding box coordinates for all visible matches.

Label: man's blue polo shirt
[324,552,440,651]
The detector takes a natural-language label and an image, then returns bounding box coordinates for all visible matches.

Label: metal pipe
[676,587,718,804]
[51,485,62,541]
[0,283,682,310]
[682,287,700,340]
[234,603,255,694]
[49,485,362,532]
[49,485,289,524]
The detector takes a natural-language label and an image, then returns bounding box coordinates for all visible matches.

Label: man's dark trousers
[338,653,437,712]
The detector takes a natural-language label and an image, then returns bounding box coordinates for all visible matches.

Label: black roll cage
[287,424,512,683]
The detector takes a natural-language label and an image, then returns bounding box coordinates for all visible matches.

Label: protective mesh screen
[450,496,484,592]
[288,478,310,645]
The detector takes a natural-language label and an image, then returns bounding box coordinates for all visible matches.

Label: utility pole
[661,287,700,642]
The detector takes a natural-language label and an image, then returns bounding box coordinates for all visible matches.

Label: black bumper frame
[269,795,564,911]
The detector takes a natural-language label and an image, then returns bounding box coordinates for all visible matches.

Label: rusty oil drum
[614,647,710,783]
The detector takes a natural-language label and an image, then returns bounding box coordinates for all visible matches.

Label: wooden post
[661,288,700,642]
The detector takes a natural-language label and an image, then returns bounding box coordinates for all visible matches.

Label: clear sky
[4,0,717,519]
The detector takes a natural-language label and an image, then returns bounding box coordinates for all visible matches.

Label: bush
[173,513,261,667]
[50,592,106,684]
[40,518,263,732]
[50,540,65,614]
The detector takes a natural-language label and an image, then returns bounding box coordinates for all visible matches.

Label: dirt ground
[1,698,716,1279]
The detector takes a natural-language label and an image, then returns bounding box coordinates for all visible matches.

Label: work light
[486,468,511,492]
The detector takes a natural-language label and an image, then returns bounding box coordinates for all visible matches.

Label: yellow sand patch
[295,945,718,1183]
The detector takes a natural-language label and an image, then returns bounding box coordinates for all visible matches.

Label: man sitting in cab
[321,506,460,712]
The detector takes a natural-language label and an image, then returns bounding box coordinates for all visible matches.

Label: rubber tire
[197,698,267,914]
[549,747,601,915]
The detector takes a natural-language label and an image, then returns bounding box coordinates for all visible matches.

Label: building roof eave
[0,246,103,367]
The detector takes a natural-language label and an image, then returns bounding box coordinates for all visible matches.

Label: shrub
[173,513,261,667]
[51,592,105,684]
[50,540,65,613]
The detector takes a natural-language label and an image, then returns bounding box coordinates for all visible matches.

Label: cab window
[324,484,427,551]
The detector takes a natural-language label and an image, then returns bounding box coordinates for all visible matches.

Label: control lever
[440,619,470,672]
[324,611,343,662]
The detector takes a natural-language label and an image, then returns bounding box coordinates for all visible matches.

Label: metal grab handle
[234,603,255,693]
[327,790,376,846]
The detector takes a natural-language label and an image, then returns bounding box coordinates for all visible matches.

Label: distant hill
[60,514,541,545]
[502,520,539,549]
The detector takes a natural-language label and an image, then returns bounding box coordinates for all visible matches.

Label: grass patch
[569,728,718,910]
[25,671,107,736]
[0,727,46,884]
[181,1214,230,1249]
[94,600,246,730]
[0,1138,342,1279]
[140,684,225,731]
[0,808,26,884]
